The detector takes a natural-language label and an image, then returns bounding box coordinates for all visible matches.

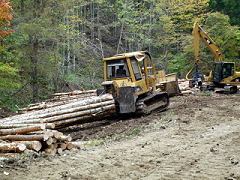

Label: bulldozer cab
[103,51,156,93]
[100,51,180,114]
[105,58,130,79]
[104,52,146,81]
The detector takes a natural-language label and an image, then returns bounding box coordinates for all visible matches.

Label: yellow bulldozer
[97,51,180,115]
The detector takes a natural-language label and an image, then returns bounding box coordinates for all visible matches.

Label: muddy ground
[0,91,240,180]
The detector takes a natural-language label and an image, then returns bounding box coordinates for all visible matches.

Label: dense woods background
[0,0,240,110]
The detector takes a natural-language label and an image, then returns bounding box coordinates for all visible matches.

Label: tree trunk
[0,142,26,153]
[0,125,45,135]
[0,134,49,141]
[31,38,39,103]
[0,123,55,129]
[2,94,114,124]
[15,141,42,151]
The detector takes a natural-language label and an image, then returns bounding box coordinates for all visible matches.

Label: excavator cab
[213,62,234,83]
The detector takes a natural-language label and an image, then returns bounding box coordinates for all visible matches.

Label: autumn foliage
[0,0,14,39]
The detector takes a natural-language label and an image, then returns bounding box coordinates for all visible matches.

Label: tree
[149,0,210,74]
[0,0,19,110]
[208,0,240,25]
[0,0,14,39]
[205,12,240,66]
[8,0,104,105]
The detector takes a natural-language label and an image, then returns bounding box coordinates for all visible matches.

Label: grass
[197,90,213,96]
[124,128,141,136]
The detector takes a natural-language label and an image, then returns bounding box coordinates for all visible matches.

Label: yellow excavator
[97,51,180,115]
[186,22,240,93]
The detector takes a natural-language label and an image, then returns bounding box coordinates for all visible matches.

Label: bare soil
[1,92,240,180]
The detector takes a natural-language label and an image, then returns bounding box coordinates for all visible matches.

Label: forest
[0,0,240,110]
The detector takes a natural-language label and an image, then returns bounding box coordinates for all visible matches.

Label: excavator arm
[194,22,222,62]
[186,22,222,82]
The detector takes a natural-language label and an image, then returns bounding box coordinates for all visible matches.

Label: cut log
[72,141,86,149]
[47,144,55,150]
[45,137,53,146]
[52,138,57,144]
[44,131,54,138]
[58,143,67,150]
[0,134,49,141]
[52,131,64,139]
[0,142,26,153]
[53,109,115,129]
[17,90,97,113]
[15,141,42,151]
[58,135,72,142]
[66,142,73,150]
[40,101,115,124]
[53,143,58,149]
[2,94,114,124]
[0,123,55,129]
[53,90,96,96]
[0,125,45,136]
[44,148,56,155]
[57,148,63,155]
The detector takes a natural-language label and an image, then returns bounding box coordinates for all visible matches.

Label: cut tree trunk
[58,135,72,142]
[53,108,115,129]
[0,125,45,135]
[14,141,42,151]
[0,123,55,129]
[66,142,73,150]
[2,94,115,126]
[0,134,49,141]
[41,103,115,124]
[72,141,86,149]
[0,142,26,153]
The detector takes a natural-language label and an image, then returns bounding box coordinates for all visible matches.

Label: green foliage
[204,12,240,64]
[0,62,19,88]
[168,53,192,78]
[1,0,239,110]
[209,0,240,25]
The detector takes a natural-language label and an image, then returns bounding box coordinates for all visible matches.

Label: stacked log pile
[18,90,97,113]
[0,91,116,155]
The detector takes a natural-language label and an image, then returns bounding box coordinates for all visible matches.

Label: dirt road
[1,92,240,180]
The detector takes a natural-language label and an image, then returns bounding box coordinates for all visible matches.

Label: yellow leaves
[0,0,14,39]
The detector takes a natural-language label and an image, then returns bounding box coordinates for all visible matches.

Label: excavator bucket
[155,70,181,96]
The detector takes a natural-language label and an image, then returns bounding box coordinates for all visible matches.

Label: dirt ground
[0,91,240,180]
